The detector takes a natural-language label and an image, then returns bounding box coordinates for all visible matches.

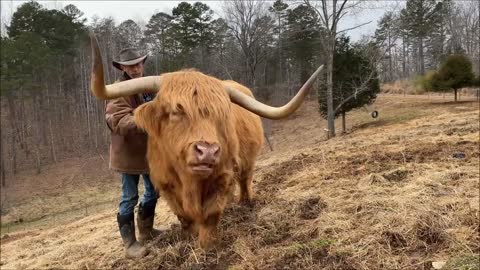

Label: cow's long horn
[89,30,161,99]
[225,65,324,119]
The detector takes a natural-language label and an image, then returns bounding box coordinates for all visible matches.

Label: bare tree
[223,0,274,89]
[454,1,480,75]
[304,0,365,138]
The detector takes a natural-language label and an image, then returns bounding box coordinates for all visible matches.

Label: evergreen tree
[5,1,86,94]
[116,19,143,50]
[400,0,443,75]
[284,4,322,83]
[318,36,380,133]
[62,4,86,25]
[429,54,475,101]
[374,11,398,82]
[1,1,88,173]
[144,12,173,73]
[268,0,289,83]
[168,1,216,69]
[171,2,214,53]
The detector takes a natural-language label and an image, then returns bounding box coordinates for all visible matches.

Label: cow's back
[223,80,264,172]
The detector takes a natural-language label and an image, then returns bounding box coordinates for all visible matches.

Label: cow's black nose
[194,142,220,163]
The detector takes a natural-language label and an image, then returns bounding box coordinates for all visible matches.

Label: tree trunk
[35,92,48,146]
[19,86,28,157]
[388,34,393,82]
[80,49,91,149]
[278,14,283,83]
[402,36,407,78]
[454,88,457,102]
[1,154,5,187]
[11,134,17,175]
[45,85,57,163]
[86,77,92,143]
[7,96,18,175]
[48,118,57,163]
[57,72,67,152]
[0,134,5,187]
[326,37,336,138]
[34,146,41,175]
[341,111,346,134]
[419,37,425,75]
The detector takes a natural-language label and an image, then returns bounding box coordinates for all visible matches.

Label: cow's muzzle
[189,142,220,174]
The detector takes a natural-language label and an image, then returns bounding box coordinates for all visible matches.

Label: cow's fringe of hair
[157,70,232,121]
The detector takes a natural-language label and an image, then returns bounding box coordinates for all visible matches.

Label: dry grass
[0,94,479,269]
[381,80,480,99]
[382,80,419,95]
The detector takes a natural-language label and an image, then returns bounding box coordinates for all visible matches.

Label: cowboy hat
[112,48,148,70]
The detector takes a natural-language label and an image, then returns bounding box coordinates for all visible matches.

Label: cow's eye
[175,103,185,113]
[169,106,185,122]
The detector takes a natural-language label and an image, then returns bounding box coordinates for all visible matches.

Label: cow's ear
[135,102,161,135]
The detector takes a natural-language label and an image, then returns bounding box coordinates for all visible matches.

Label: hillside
[1,94,479,270]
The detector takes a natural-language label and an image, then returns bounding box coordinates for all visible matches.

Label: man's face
[121,61,144,79]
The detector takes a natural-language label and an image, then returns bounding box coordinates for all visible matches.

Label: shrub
[428,54,475,101]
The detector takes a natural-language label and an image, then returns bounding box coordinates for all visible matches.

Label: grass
[444,255,480,270]
[1,94,479,269]
[288,239,336,252]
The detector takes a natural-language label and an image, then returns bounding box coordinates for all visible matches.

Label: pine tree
[116,19,143,50]
[169,2,216,69]
[400,0,443,75]
[374,11,398,82]
[285,4,322,84]
[429,54,475,101]
[2,1,88,174]
[268,0,289,83]
[144,12,173,73]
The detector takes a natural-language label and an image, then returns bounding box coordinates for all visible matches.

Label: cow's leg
[176,215,194,231]
[198,212,221,248]
[197,176,232,248]
[238,164,254,205]
[158,183,196,233]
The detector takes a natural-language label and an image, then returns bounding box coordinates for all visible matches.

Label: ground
[1,94,479,270]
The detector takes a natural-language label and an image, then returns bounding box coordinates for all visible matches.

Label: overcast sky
[1,1,404,41]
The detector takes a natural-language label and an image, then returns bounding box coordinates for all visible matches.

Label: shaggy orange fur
[134,70,263,247]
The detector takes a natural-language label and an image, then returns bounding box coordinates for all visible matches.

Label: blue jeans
[118,173,158,216]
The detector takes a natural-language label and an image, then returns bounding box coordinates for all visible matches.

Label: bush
[426,54,475,101]
[318,35,380,119]
[430,54,475,91]
[472,76,480,87]
[414,70,437,94]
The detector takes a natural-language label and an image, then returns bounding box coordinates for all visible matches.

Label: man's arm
[105,97,141,135]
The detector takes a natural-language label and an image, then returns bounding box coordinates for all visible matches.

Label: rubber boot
[117,213,149,259]
[137,203,162,243]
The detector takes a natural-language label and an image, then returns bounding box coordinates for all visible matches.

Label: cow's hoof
[177,215,193,230]
[198,237,217,249]
[239,198,255,208]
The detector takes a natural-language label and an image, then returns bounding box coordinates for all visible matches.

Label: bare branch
[334,0,349,26]
[337,20,372,34]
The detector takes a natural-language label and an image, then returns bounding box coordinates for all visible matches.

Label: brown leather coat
[105,74,149,174]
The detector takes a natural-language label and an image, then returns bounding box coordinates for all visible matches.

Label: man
[106,48,159,259]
